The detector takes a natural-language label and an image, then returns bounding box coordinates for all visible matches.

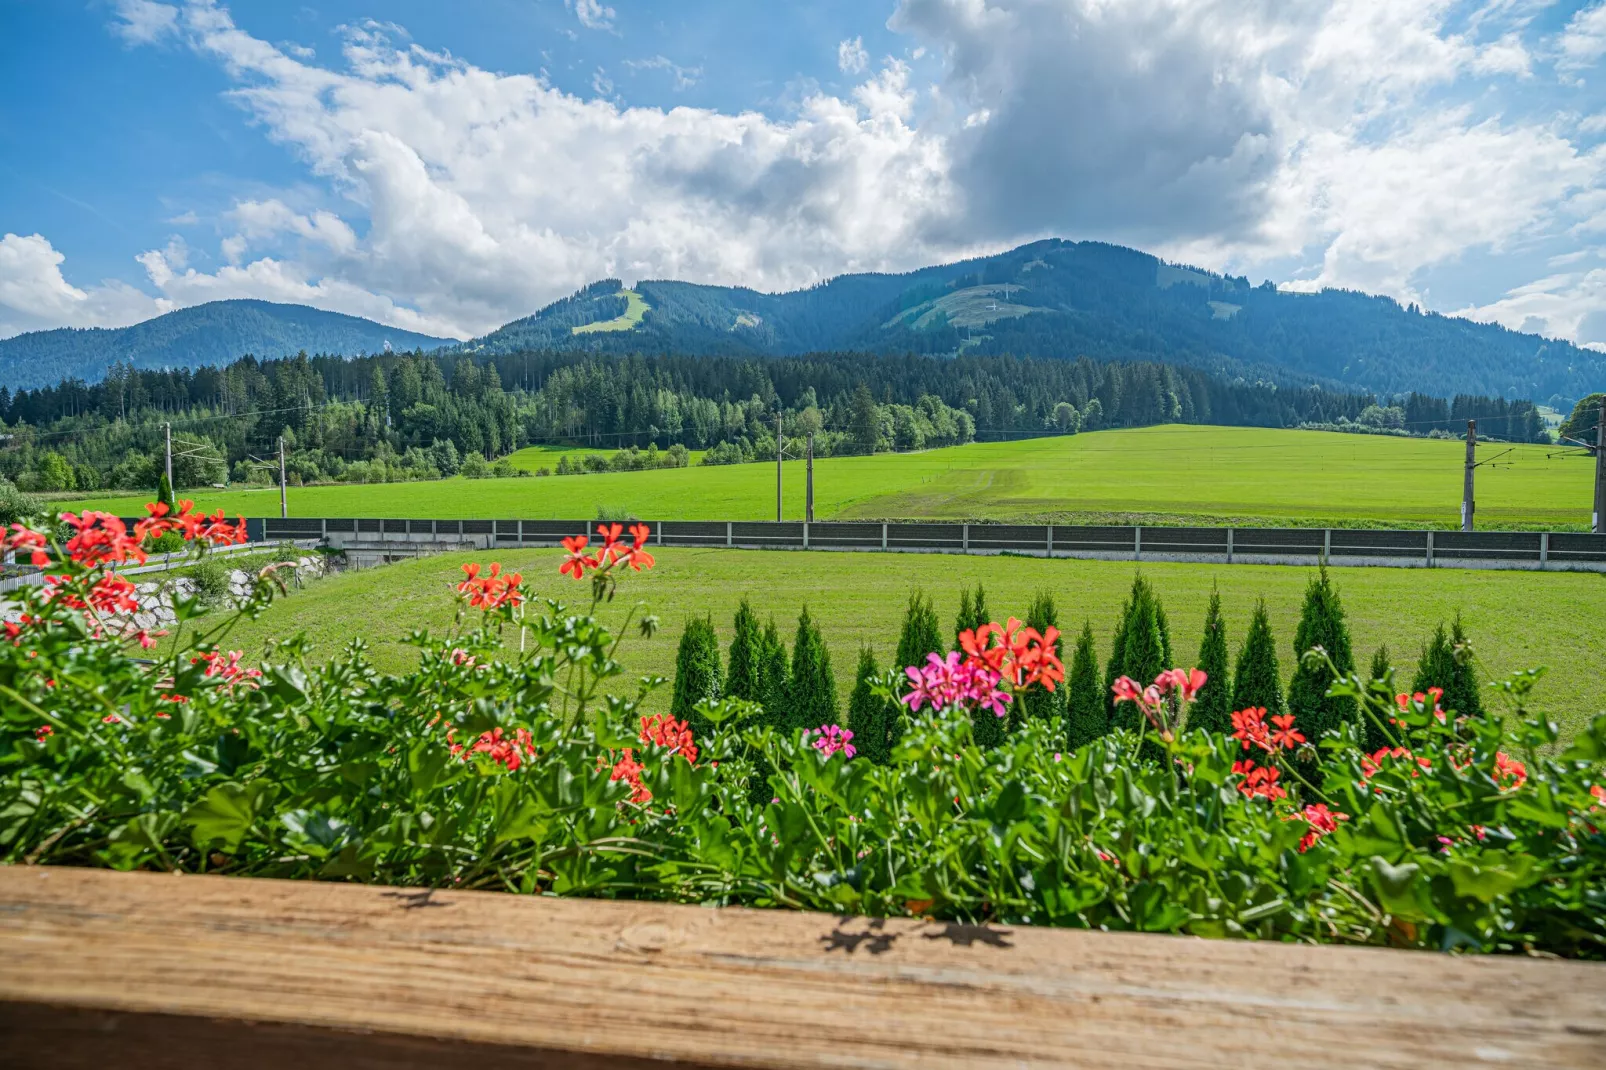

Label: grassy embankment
[205,546,1606,735]
[59,425,1597,529]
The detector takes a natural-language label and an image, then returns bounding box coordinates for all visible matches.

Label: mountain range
[0,300,451,390]
[3,240,1601,404]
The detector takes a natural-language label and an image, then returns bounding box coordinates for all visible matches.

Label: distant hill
[462,240,1605,405]
[0,299,452,389]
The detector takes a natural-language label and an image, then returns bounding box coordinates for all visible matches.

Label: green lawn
[572,288,649,333]
[60,425,1596,529]
[209,546,1606,734]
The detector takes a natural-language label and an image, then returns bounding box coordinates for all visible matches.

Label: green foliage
[757,618,790,727]
[785,606,838,734]
[1366,646,1395,751]
[671,616,723,735]
[157,470,174,510]
[1231,599,1285,717]
[188,557,233,607]
[725,599,763,705]
[1105,575,1172,731]
[1558,393,1604,443]
[1413,618,1484,720]
[0,478,42,527]
[1063,622,1106,749]
[847,647,899,766]
[1285,566,1358,741]
[1019,590,1066,728]
[895,591,943,677]
[1191,587,1232,735]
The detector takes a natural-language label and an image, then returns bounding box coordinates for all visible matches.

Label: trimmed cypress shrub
[670,615,723,735]
[1231,599,1284,717]
[1365,645,1395,751]
[1107,575,1171,733]
[1285,566,1357,742]
[847,646,899,765]
[726,599,763,704]
[895,591,943,676]
[1413,618,1483,719]
[972,585,991,630]
[1190,586,1232,735]
[954,587,975,649]
[1064,622,1106,749]
[157,470,174,509]
[1019,590,1066,729]
[786,606,838,734]
[758,617,790,729]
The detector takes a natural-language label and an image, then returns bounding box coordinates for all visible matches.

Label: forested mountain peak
[0,299,452,390]
[462,239,1603,406]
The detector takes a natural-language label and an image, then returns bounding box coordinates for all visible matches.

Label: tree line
[0,345,1550,494]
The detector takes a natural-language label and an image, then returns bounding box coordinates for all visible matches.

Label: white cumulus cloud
[838,36,869,74]
[567,0,615,32]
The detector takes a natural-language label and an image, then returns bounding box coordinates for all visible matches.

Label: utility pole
[278,435,288,520]
[1462,419,1476,532]
[805,432,815,523]
[1595,397,1605,535]
[775,409,783,522]
[164,422,173,502]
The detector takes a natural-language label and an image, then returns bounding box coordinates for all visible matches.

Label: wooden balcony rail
[2,865,1604,1068]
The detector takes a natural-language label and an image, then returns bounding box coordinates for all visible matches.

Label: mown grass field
[207,547,1606,734]
[59,426,1596,529]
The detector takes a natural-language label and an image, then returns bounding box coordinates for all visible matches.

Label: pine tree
[1064,622,1106,749]
[847,646,899,765]
[1285,566,1357,742]
[1191,587,1232,735]
[670,616,723,735]
[725,599,763,704]
[786,606,838,734]
[1231,599,1284,717]
[1019,590,1066,729]
[1364,645,1395,751]
[895,591,943,676]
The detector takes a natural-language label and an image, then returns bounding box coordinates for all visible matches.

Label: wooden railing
[3,866,1604,1068]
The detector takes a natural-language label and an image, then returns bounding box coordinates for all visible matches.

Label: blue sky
[3,0,1606,347]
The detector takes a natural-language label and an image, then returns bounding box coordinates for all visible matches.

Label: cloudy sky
[3,0,1606,346]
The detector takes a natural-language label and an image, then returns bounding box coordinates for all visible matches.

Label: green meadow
[57,425,1596,529]
[207,546,1606,735]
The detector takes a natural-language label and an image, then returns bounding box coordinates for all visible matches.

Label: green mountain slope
[461,240,1605,404]
[0,299,451,389]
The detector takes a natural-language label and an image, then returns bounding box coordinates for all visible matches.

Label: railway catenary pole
[1462,419,1476,532]
[806,433,815,523]
[278,436,288,520]
[1594,397,1605,535]
[775,409,783,523]
[163,422,173,503]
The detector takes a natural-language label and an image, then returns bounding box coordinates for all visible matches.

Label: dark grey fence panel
[661,520,729,546]
[968,524,1050,552]
[1141,527,1229,555]
[358,518,381,533]
[264,518,324,539]
[1549,533,1606,563]
[729,521,803,547]
[408,520,434,535]
[382,519,406,535]
[1434,531,1542,561]
[325,518,356,534]
[888,523,964,550]
[807,522,884,548]
[462,520,493,535]
[1233,529,1324,556]
[520,520,588,544]
[1329,529,1426,559]
[1051,526,1135,554]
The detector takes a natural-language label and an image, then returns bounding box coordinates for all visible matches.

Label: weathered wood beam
[2,866,1603,1068]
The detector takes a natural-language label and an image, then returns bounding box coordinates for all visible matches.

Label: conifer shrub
[1191,587,1232,734]
[1105,575,1171,732]
[670,615,723,735]
[1285,566,1357,742]
[955,587,975,649]
[757,617,789,727]
[1413,617,1484,719]
[786,606,838,734]
[1020,590,1066,729]
[1064,622,1106,748]
[1366,645,1395,751]
[847,646,899,765]
[725,599,763,704]
[1231,598,1284,717]
[895,591,943,677]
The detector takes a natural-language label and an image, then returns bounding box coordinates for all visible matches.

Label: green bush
[1231,599,1284,717]
[725,599,763,704]
[188,557,233,607]
[1019,590,1065,729]
[0,478,43,528]
[1286,566,1357,741]
[894,590,943,676]
[670,616,723,734]
[1105,575,1171,731]
[1191,587,1232,734]
[1063,622,1105,749]
[1412,617,1483,719]
[785,606,837,734]
[847,646,899,765]
[148,530,185,554]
